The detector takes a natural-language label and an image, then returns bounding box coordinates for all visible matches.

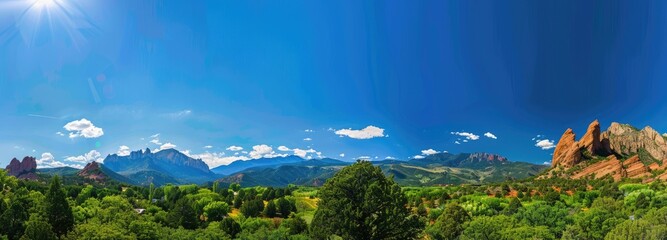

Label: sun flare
[33,0,56,8]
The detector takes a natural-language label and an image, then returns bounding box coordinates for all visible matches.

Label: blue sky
[1,0,667,168]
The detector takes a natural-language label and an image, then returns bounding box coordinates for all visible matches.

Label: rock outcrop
[78,161,106,181]
[601,123,667,161]
[5,156,38,180]
[552,128,582,167]
[549,120,667,182]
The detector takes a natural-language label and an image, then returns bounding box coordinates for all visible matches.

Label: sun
[0,0,98,48]
[30,0,57,9]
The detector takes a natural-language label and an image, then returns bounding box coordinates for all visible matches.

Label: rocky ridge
[78,161,106,181]
[549,120,667,181]
[5,156,38,180]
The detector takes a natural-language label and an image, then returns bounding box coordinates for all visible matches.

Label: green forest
[1,161,666,240]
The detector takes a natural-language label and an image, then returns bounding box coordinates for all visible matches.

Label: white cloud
[357,156,371,160]
[455,141,461,144]
[63,118,104,138]
[150,133,160,138]
[543,161,551,165]
[663,133,667,137]
[413,155,425,159]
[303,138,312,141]
[226,146,243,151]
[203,145,213,149]
[535,139,556,150]
[117,146,131,156]
[335,126,385,139]
[293,148,316,158]
[277,146,290,151]
[385,156,395,159]
[37,153,84,169]
[463,140,468,143]
[249,144,273,159]
[165,110,192,119]
[65,150,103,163]
[305,129,313,132]
[484,132,497,139]
[56,132,65,136]
[339,153,345,158]
[451,131,479,140]
[159,143,177,151]
[189,152,249,168]
[421,149,440,155]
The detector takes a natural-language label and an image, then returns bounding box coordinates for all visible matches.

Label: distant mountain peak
[104,148,216,186]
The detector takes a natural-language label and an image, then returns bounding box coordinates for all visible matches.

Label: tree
[282,213,308,235]
[310,161,423,240]
[276,197,295,217]
[515,202,571,238]
[417,203,428,217]
[634,192,649,209]
[460,215,517,240]
[45,176,74,237]
[1,201,29,239]
[230,183,241,192]
[604,219,667,240]
[440,192,451,205]
[167,198,198,230]
[240,199,264,218]
[263,200,277,218]
[220,218,241,239]
[233,196,243,209]
[501,226,555,240]
[21,218,56,240]
[204,201,230,222]
[427,203,470,240]
[504,197,522,215]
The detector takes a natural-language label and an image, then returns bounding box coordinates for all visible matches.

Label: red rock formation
[579,120,603,155]
[549,120,667,182]
[78,161,106,181]
[552,128,582,167]
[5,156,38,180]
[571,155,622,180]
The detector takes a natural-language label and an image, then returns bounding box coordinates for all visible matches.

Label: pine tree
[263,200,277,218]
[167,198,199,230]
[505,197,523,215]
[1,201,28,239]
[219,218,241,238]
[276,197,294,217]
[45,176,74,237]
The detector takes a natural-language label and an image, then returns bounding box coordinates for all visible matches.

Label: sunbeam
[0,0,98,49]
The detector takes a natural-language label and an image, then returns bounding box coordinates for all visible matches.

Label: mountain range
[4,149,548,187]
[545,120,667,181]
[216,152,548,187]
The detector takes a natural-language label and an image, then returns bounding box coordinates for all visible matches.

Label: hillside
[37,167,80,176]
[217,152,547,187]
[546,120,667,181]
